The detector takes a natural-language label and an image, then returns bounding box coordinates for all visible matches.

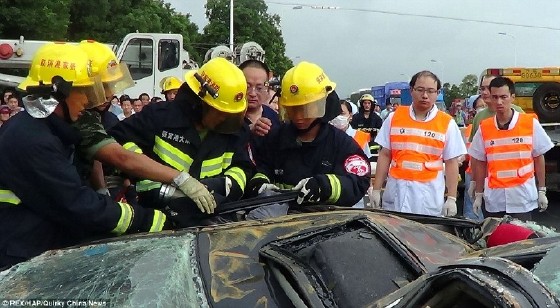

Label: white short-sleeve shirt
[468,110,554,213]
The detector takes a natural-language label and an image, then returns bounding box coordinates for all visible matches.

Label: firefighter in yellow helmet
[108,57,254,226]
[0,42,169,268]
[74,40,203,211]
[159,76,182,102]
[245,61,370,211]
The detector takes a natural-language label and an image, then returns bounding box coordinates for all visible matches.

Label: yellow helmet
[18,42,105,117]
[78,40,134,95]
[359,94,374,102]
[280,61,336,119]
[184,57,247,114]
[159,76,182,94]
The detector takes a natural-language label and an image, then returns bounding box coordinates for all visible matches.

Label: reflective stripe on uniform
[392,160,443,172]
[484,136,533,147]
[487,151,532,161]
[123,142,143,154]
[391,142,443,156]
[0,189,21,205]
[136,180,162,192]
[112,202,133,235]
[222,152,234,169]
[224,167,247,191]
[390,127,446,142]
[200,152,235,178]
[149,210,167,232]
[252,172,270,182]
[326,174,341,203]
[153,136,193,172]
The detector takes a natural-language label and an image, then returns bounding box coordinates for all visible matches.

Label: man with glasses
[239,60,280,147]
[466,75,525,210]
[369,70,466,217]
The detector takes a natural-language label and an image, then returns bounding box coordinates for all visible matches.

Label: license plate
[520,69,542,79]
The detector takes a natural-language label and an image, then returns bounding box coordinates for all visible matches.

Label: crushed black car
[0,208,559,308]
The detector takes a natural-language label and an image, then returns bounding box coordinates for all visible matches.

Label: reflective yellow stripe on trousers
[0,189,22,205]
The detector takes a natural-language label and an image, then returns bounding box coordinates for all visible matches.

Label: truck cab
[0,33,199,99]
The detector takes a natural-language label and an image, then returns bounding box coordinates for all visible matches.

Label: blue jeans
[463,172,484,221]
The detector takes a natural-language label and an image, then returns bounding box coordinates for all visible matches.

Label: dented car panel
[196,211,475,306]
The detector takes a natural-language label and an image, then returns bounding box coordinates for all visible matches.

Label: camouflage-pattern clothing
[73,110,117,163]
[72,110,117,182]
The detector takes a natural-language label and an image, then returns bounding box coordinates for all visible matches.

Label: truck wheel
[533,82,560,123]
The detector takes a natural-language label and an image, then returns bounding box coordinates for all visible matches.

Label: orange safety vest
[480,113,535,188]
[353,130,370,150]
[389,106,451,182]
[464,124,473,173]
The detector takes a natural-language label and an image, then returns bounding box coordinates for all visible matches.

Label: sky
[167,0,560,98]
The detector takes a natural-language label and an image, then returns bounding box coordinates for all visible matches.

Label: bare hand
[251,117,272,137]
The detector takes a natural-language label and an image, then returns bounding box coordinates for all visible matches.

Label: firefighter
[0,43,168,268]
[160,76,182,102]
[246,61,370,206]
[370,71,466,217]
[108,57,253,214]
[351,94,383,158]
[74,40,205,209]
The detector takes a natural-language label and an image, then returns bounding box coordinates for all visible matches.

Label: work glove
[473,192,484,216]
[174,172,216,214]
[443,196,457,216]
[96,187,111,196]
[293,177,322,205]
[367,188,381,209]
[246,177,277,198]
[225,177,232,197]
[467,181,476,200]
[538,189,548,212]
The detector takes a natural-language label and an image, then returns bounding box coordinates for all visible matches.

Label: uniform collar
[45,113,81,146]
[409,104,438,121]
[278,122,329,149]
[493,109,519,130]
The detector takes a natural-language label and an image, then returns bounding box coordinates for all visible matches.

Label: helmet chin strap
[295,118,321,135]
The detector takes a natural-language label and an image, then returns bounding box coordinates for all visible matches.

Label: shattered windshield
[532,243,560,298]
[0,233,207,308]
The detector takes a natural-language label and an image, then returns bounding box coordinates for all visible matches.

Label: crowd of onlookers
[0,88,25,127]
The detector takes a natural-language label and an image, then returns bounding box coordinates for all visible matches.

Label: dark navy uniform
[351,112,383,159]
[252,122,370,206]
[108,94,254,206]
[0,112,164,268]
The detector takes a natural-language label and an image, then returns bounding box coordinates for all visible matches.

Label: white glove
[174,172,216,214]
[367,189,381,209]
[538,189,548,212]
[96,187,111,196]
[473,192,484,216]
[467,181,476,200]
[443,196,457,216]
[258,183,280,194]
[293,177,321,205]
[225,177,232,197]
